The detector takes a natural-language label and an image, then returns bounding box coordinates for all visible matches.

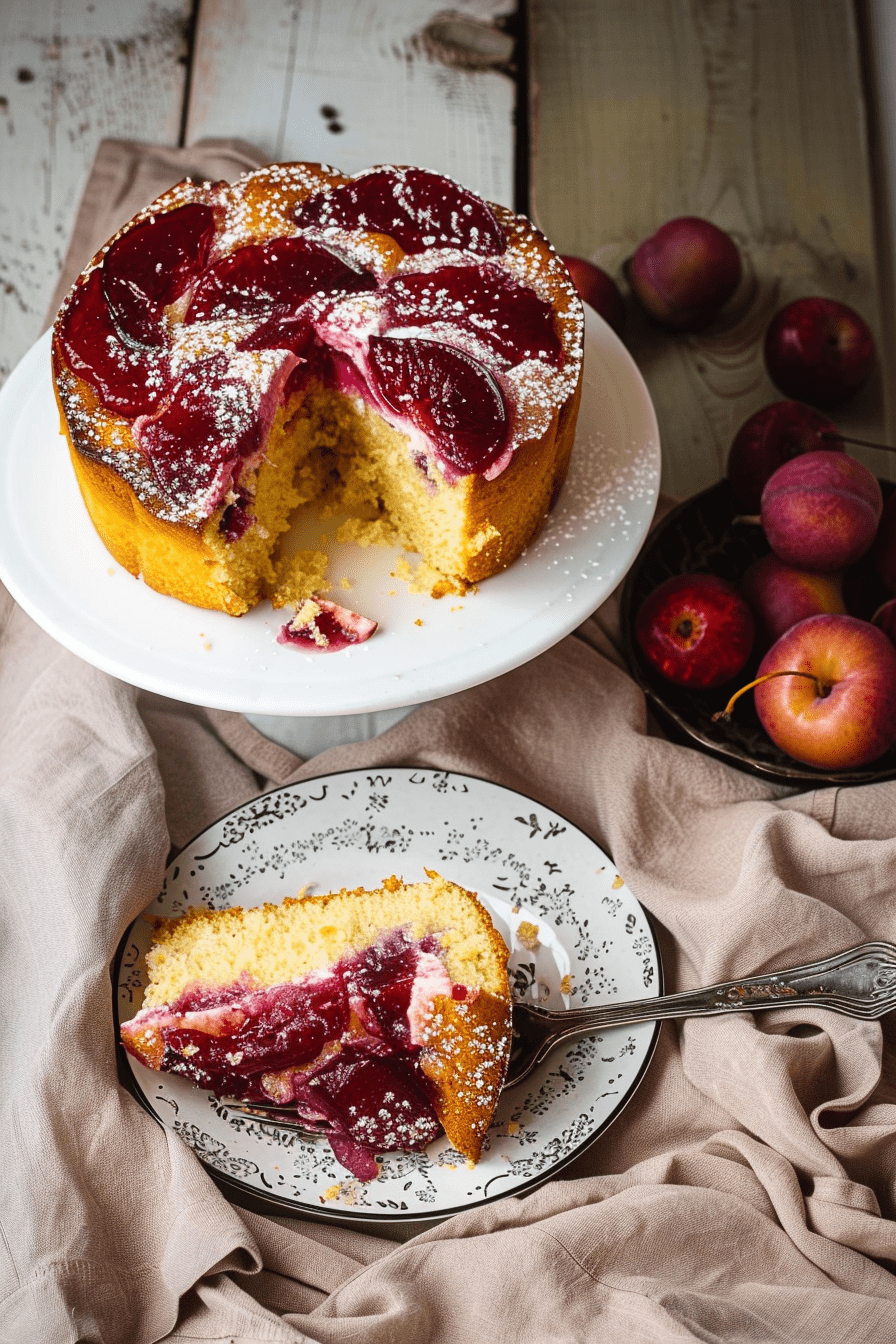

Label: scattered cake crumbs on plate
[517,920,540,950]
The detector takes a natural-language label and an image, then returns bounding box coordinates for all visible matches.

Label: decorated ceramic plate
[0,306,659,716]
[113,768,662,1224]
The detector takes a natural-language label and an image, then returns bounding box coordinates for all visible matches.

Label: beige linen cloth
[2,139,896,1344]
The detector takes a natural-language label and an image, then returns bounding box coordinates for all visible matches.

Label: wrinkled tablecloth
[2,139,895,1344]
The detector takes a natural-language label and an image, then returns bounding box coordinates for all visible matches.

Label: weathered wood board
[0,0,192,383]
[530,0,893,497]
[185,0,517,208]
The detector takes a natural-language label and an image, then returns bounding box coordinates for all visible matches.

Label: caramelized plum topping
[236,312,316,357]
[387,264,563,367]
[132,930,454,1177]
[367,335,508,474]
[57,269,170,417]
[303,1046,441,1154]
[103,203,218,345]
[136,353,265,510]
[185,235,375,326]
[294,166,506,256]
[346,930,426,1048]
[167,980,349,1079]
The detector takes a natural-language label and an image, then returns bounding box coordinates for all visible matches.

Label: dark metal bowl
[619,479,896,788]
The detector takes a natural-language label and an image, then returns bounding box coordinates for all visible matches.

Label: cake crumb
[414,618,424,626]
[517,920,540,950]
[339,577,352,590]
[507,1120,519,1135]
[560,974,573,995]
[612,874,625,889]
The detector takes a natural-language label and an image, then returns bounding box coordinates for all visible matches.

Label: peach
[760,450,882,572]
[740,553,845,647]
[751,614,896,769]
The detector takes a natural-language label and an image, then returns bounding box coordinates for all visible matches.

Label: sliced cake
[120,872,512,1179]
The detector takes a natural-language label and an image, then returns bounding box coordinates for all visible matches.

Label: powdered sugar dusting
[54,162,584,523]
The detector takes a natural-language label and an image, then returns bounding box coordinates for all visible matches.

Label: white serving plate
[0,306,659,715]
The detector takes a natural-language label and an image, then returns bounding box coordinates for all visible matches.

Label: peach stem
[712,669,826,722]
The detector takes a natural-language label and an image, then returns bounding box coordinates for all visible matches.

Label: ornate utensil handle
[526,940,896,1043]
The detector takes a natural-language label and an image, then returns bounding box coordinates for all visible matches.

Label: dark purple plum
[56,268,171,416]
[386,264,563,367]
[367,335,508,475]
[103,202,218,345]
[186,234,375,325]
[294,166,506,256]
[135,353,266,508]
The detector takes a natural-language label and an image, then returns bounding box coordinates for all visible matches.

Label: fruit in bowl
[764,297,876,409]
[760,450,883,572]
[560,255,626,337]
[634,573,754,688]
[740,553,845,647]
[627,217,741,331]
[726,401,843,513]
[733,614,896,770]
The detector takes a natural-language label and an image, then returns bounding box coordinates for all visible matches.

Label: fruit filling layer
[56,165,580,525]
[121,928,474,1179]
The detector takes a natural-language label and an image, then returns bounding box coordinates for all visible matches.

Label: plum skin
[726,400,843,514]
[740,553,845,647]
[635,573,754,688]
[628,217,741,332]
[764,297,876,409]
[754,614,896,769]
[760,450,883,572]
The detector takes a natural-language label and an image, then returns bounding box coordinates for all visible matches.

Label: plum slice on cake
[120,872,511,1180]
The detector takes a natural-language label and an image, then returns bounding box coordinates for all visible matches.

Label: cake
[120,872,512,1179]
[51,163,584,627]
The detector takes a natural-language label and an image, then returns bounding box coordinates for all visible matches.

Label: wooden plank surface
[185,0,517,207]
[0,0,191,383]
[530,0,893,499]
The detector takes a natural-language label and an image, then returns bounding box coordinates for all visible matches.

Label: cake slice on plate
[120,871,512,1179]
